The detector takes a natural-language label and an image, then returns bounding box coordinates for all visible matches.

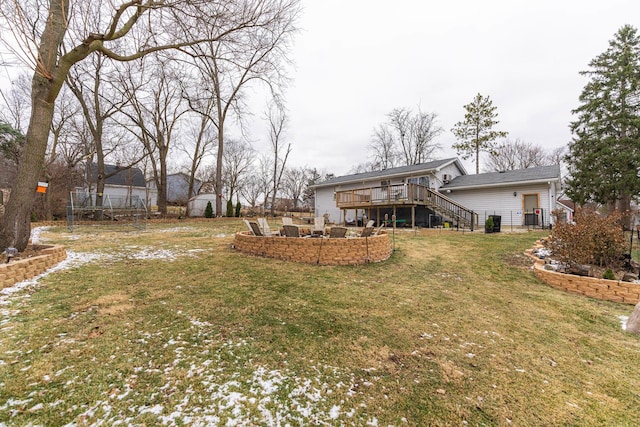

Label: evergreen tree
[226,199,234,217]
[451,93,508,174]
[566,25,640,215]
[204,201,213,218]
[235,201,241,217]
[0,122,25,164]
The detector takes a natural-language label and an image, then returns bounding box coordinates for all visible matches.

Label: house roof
[313,158,464,188]
[556,199,575,212]
[91,163,146,188]
[440,165,561,191]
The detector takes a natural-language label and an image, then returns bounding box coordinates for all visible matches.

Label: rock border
[233,231,392,266]
[525,240,640,305]
[0,245,67,289]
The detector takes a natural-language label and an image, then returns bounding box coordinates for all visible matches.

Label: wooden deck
[335,183,477,230]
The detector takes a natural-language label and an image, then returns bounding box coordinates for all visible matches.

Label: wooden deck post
[411,206,415,228]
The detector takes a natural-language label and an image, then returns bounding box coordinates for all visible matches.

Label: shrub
[235,201,241,217]
[485,216,494,232]
[226,200,234,217]
[546,209,627,269]
[603,269,616,280]
[204,201,213,218]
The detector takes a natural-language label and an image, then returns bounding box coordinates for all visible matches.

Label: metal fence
[67,191,147,231]
[476,209,552,232]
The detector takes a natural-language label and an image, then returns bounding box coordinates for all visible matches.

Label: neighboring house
[147,173,202,207]
[87,163,151,208]
[556,199,575,223]
[313,158,562,229]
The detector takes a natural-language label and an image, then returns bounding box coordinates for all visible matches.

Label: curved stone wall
[233,232,392,265]
[0,245,67,289]
[525,241,640,305]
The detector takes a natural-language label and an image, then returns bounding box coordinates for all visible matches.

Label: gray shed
[188,194,222,217]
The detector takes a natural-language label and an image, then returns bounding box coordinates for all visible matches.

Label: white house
[312,158,562,229]
[88,163,151,208]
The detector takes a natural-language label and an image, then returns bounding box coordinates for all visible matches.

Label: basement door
[523,194,540,226]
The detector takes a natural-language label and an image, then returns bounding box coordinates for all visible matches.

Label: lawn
[1,220,639,426]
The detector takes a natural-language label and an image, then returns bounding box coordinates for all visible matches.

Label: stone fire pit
[233,231,392,265]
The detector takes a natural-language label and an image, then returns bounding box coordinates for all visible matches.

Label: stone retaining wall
[233,232,392,265]
[0,245,67,289]
[525,240,640,305]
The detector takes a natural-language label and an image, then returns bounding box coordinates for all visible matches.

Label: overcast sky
[1,1,637,178]
[256,0,640,176]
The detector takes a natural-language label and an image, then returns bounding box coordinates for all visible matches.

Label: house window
[381,180,390,187]
[408,176,429,187]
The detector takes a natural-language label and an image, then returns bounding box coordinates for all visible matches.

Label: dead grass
[0,221,639,426]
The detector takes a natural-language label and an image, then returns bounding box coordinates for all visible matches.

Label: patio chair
[360,226,374,237]
[248,221,264,237]
[374,223,386,235]
[257,217,280,236]
[243,219,255,235]
[329,226,347,238]
[365,220,374,228]
[283,224,300,237]
[282,216,294,226]
[312,216,326,236]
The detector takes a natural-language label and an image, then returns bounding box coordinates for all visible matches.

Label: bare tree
[0,73,31,132]
[222,138,254,203]
[266,102,291,216]
[410,110,443,164]
[370,124,396,169]
[282,166,307,209]
[181,0,300,216]
[179,93,218,215]
[371,107,443,168]
[547,145,567,166]
[66,54,141,208]
[484,138,561,172]
[0,0,297,251]
[257,154,274,213]
[119,57,187,216]
[240,172,264,211]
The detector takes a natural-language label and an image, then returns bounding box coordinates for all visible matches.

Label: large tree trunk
[215,123,224,217]
[0,0,69,251]
[0,82,56,250]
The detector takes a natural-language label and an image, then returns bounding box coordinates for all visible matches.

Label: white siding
[315,187,340,223]
[436,164,463,190]
[188,194,220,217]
[447,183,554,227]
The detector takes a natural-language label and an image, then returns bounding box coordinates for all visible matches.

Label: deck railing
[335,184,476,229]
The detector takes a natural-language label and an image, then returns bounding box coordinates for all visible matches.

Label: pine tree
[451,93,508,174]
[566,25,640,215]
[235,201,241,217]
[204,201,213,218]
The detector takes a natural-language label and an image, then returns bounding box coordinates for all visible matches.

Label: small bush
[204,201,213,218]
[546,209,627,269]
[485,216,494,232]
[603,269,616,280]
